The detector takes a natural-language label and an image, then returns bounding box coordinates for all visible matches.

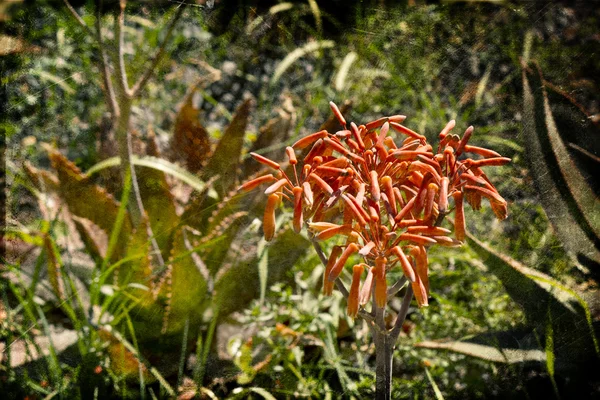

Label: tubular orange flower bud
[376,122,390,147]
[386,149,431,163]
[369,205,380,222]
[323,137,349,155]
[409,161,441,183]
[317,224,354,240]
[406,226,451,235]
[344,193,371,222]
[460,172,488,186]
[455,125,473,156]
[303,139,325,163]
[323,246,343,295]
[375,142,388,161]
[411,245,429,295]
[464,185,506,205]
[308,222,339,232]
[309,173,334,195]
[292,130,328,149]
[329,101,347,127]
[396,219,417,229]
[350,122,366,150]
[453,191,465,242]
[348,264,364,319]
[468,157,512,168]
[302,182,314,206]
[263,194,279,241]
[346,138,361,152]
[463,145,501,158]
[359,241,376,256]
[365,117,389,131]
[491,199,508,220]
[439,177,449,214]
[250,152,280,170]
[374,256,388,309]
[438,119,455,140]
[397,233,437,245]
[341,194,368,226]
[380,176,396,214]
[370,170,380,201]
[465,189,482,211]
[432,236,462,247]
[335,129,352,139]
[384,136,398,150]
[389,122,426,141]
[328,243,359,282]
[391,246,416,282]
[265,178,289,195]
[238,174,276,191]
[424,182,439,222]
[388,115,407,123]
[359,266,374,305]
[411,274,429,308]
[285,146,297,165]
[322,156,349,169]
[356,183,366,206]
[293,186,303,233]
[394,195,417,223]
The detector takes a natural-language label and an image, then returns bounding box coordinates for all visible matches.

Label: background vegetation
[2,0,599,398]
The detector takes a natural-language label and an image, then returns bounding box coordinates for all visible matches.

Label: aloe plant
[16,95,309,391]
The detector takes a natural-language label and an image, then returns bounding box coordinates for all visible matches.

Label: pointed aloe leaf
[415,339,546,364]
[42,234,64,301]
[466,232,599,364]
[121,215,153,289]
[72,217,104,264]
[135,155,179,259]
[46,147,131,260]
[467,233,577,326]
[156,228,207,337]
[200,187,249,275]
[521,63,600,268]
[178,175,219,234]
[23,162,59,192]
[171,92,212,172]
[213,230,309,318]
[203,98,252,196]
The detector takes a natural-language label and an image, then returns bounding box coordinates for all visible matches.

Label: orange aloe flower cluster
[240,102,509,317]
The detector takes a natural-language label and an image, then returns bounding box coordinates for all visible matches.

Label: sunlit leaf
[415,340,546,364]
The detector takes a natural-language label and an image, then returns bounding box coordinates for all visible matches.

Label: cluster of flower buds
[240,102,509,316]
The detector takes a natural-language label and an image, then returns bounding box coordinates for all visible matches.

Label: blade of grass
[424,367,445,400]
[177,318,190,389]
[90,171,132,318]
[85,156,212,195]
[271,40,335,85]
[35,303,62,386]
